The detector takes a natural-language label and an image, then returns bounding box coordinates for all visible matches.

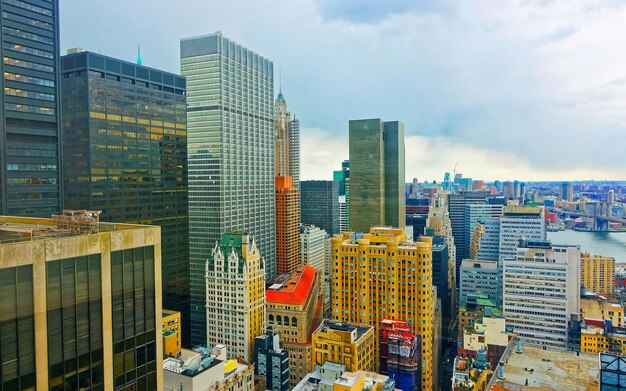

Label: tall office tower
[448,190,489,278]
[411,177,419,198]
[266,265,323,388]
[459,259,501,306]
[324,234,333,316]
[469,222,484,259]
[311,320,376,372]
[503,240,581,349]
[473,219,501,261]
[300,180,337,235]
[181,33,275,345]
[205,232,266,362]
[498,205,545,263]
[429,236,453,339]
[1,0,61,216]
[581,253,615,294]
[60,50,191,345]
[0,213,162,390]
[502,181,515,199]
[560,182,574,201]
[253,327,290,391]
[348,119,405,231]
[333,160,350,233]
[275,177,300,274]
[463,204,503,260]
[332,228,434,390]
[513,180,521,198]
[274,90,300,187]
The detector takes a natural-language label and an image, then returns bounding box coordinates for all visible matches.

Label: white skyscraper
[498,205,546,264]
[503,240,581,350]
[182,33,275,346]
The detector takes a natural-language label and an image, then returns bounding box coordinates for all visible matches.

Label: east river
[548,230,626,263]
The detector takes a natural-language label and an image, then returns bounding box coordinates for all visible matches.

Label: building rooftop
[461,259,498,269]
[315,319,373,342]
[266,265,316,305]
[0,212,152,245]
[488,345,599,391]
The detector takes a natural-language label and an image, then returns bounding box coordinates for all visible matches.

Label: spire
[136,43,142,65]
[275,69,286,104]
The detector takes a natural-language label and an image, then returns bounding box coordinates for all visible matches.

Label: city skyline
[60,0,626,182]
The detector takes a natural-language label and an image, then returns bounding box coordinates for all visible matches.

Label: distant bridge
[551,205,626,231]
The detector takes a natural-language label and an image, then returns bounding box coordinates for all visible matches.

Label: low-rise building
[312,320,376,372]
[581,253,615,294]
[460,259,501,307]
[292,363,400,391]
[266,264,323,388]
[163,345,254,391]
[458,295,501,339]
[580,295,624,328]
[163,310,182,357]
[581,323,626,356]
[254,327,290,391]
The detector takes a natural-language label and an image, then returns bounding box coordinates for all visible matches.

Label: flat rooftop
[489,345,599,391]
[266,265,316,305]
[0,213,152,245]
[317,320,373,341]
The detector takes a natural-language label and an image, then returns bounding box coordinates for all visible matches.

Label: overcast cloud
[61,0,626,181]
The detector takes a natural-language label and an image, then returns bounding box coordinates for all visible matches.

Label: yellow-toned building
[206,232,266,363]
[163,310,182,357]
[581,325,626,355]
[0,213,163,390]
[266,265,323,388]
[333,370,400,391]
[469,222,484,260]
[581,253,615,294]
[312,320,376,372]
[332,227,435,391]
[580,297,624,328]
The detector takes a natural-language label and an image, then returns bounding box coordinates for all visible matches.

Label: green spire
[136,44,142,65]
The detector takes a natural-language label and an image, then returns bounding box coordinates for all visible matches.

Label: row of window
[4,42,54,59]
[4,56,55,73]
[5,102,54,115]
[4,71,55,86]
[2,11,53,31]
[3,25,54,44]
[6,163,58,171]
[4,0,53,16]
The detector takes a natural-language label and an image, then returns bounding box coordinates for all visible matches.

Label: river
[548,230,626,263]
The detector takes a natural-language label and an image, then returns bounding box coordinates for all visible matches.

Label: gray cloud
[60,0,626,181]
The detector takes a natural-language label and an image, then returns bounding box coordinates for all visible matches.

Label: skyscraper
[1,0,61,216]
[333,160,350,233]
[448,190,489,279]
[332,228,434,390]
[60,50,190,345]
[274,89,300,187]
[300,180,337,234]
[205,232,266,362]
[498,205,546,263]
[503,240,581,349]
[181,33,275,346]
[0,213,162,390]
[463,204,503,259]
[348,119,405,232]
[275,176,300,274]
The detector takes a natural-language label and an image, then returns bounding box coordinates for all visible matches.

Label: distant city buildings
[182,33,275,345]
[205,232,266,362]
[348,119,405,231]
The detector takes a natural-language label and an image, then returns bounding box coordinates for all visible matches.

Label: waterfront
[548,230,626,263]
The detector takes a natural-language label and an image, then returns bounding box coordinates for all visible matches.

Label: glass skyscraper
[181,33,275,346]
[60,51,190,346]
[0,0,61,216]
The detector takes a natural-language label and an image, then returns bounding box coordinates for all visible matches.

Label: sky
[60,0,626,182]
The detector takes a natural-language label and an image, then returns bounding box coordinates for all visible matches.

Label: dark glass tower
[60,51,190,346]
[300,180,338,235]
[0,0,62,216]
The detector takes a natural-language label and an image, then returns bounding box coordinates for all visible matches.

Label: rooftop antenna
[136,43,142,65]
[279,68,282,93]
